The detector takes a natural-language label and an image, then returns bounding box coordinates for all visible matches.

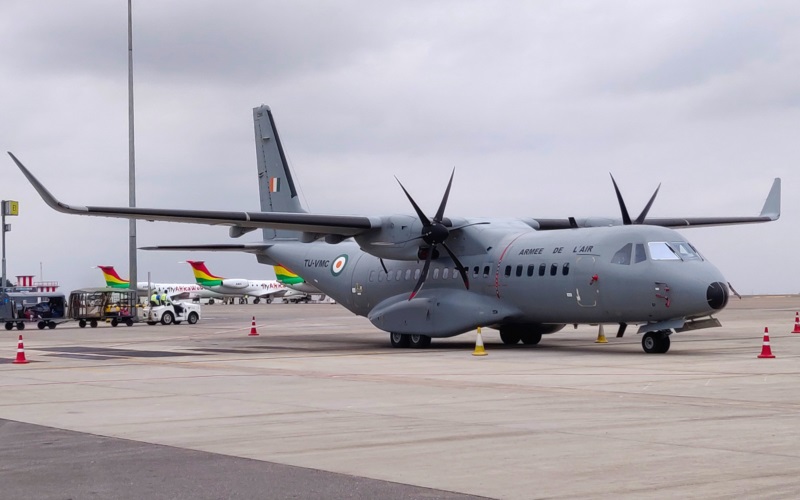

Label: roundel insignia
[331,254,348,276]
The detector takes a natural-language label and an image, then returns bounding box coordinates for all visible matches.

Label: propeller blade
[609,174,632,225]
[634,183,661,224]
[409,249,434,300]
[441,242,469,290]
[379,258,389,275]
[433,168,455,222]
[395,177,431,226]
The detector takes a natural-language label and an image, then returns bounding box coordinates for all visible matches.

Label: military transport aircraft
[8,105,781,353]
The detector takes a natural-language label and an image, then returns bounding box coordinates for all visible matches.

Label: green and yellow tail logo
[97,266,130,288]
[186,260,223,287]
[274,265,304,285]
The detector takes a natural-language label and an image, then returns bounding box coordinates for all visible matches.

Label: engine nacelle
[220,279,248,289]
[354,215,422,261]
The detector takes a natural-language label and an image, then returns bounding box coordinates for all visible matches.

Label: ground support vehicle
[68,288,139,328]
[2,291,68,330]
[145,301,201,325]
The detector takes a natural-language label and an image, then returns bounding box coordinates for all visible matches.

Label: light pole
[1,200,19,292]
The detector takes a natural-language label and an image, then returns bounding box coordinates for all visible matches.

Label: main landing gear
[390,332,431,348]
[642,330,671,354]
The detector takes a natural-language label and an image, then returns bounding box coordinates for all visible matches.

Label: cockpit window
[648,242,681,260]
[611,243,632,265]
[634,244,647,263]
[671,241,702,261]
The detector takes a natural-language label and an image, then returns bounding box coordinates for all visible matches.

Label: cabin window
[648,242,681,260]
[378,270,384,282]
[386,270,392,281]
[414,269,421,280]
[504,265,512,277]
[516,265,523,277]
[562,263,570,276]
[443,268,450,279]
[369,270,375,282]
[611,243,632,265]
[433,268,440,279]
[453,268,460,279]
[473,266,479,277]
[527,264,535,277]
[539,263,546,276]
[550,263,558,276]
[396,270,403,280]
[405,269,411,280]
[634,244,647,264]
[483,265,491,278]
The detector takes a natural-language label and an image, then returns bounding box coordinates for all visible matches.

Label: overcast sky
[0,1,798,295]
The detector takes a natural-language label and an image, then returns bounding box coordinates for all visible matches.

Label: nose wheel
[642,331,671,354]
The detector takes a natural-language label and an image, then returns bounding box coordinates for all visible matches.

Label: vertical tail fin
[186,261,224,287]
[274,265,304,286]
[253,105,305,241]
[97,266,131,288]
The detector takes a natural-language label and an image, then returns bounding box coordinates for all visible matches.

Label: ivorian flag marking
[331,255,348,276]
[269,177,280,192]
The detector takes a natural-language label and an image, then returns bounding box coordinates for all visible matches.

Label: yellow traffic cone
[473,327,488,356]
[595,324,608,344]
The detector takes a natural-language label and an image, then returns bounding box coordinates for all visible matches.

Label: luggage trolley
[68,288,139,328]
[1,291,68,330]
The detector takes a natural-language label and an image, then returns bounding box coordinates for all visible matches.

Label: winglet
[759,178,781,220]
[7,152,88,214]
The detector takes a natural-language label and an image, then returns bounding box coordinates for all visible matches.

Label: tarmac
[1,297,800,499]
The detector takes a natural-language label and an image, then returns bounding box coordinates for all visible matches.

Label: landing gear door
[574,255,598,307]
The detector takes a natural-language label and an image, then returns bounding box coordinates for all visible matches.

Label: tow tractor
[145,300,201,325]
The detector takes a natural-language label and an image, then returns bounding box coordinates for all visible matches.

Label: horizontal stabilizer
[140,244,272,253]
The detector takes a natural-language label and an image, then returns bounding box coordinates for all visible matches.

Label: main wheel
[499,330,521,345]
[409,334,432,348]
[79,319,86,328]
[37,321,46,330]
[208,299,215,305]
[187,312,199,325]
[520,332,542,345]
[90,320,98,328]
[390,332,410,348]
[253,298,260,304]
[161,311,174,325]
[642,331,670,354]
[265,298,272,304]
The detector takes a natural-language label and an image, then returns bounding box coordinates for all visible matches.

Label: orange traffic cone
[792,312,800,333]
[248,316,260,337]
[757,327,775,358]
[13,335,29,364]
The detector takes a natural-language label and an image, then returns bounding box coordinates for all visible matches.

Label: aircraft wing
[9,153,377,237]
[533,178,781,230]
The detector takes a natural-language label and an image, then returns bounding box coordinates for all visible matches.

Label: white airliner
[184,261,308,304]
[98,265,225,301]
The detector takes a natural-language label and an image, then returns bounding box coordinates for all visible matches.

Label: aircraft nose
[707,282,729,310]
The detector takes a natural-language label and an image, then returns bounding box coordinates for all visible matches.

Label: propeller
[395,169,471,300]
[610,174,661,224]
